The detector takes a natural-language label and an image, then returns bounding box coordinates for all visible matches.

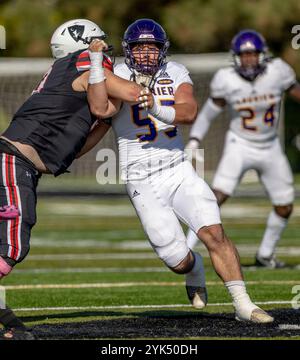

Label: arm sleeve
[189,98,223,141]
[76,50,113,72]
[210,69,227,99]
[174,64,193,91]
[277,59,297,91]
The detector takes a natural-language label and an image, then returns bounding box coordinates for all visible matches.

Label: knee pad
[144,219,190,269]
[0,257,13,279]
[158,239,190,269]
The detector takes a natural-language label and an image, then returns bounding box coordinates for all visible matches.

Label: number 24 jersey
[210,58,296,143]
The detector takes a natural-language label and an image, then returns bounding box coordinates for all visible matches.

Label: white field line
[4,280,300,290]
[13,264,300,274]
[29,237,300,255]
[27,253,157,260]
[30,239,151,249]
[46,203,300,219]
[13,267,170,274]
[47,203,136,217]
[30,237,300,254]
[26,246,300,261]
[12,301,293,312]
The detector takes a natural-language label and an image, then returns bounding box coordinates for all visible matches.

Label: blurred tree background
[1,0,300,169]
[1,0,300,65]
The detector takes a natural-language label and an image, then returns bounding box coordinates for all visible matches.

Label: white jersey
[112,61,193,180]
[211,58,296,143]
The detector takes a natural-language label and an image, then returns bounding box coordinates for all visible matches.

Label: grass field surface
[1,196,300,339]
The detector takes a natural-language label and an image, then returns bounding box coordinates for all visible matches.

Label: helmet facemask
[122,19,170,88]
[233,51,267,81]
[123,40,168,76]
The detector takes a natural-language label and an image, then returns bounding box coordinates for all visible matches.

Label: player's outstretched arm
[85,39,120,118]
[74,39,119,118]
[104,70,143,103]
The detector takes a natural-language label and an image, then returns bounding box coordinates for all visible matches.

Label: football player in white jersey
[89,19,274,323]
[186,29,300,268]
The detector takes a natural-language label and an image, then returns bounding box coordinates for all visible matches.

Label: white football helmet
[50,19,106,59]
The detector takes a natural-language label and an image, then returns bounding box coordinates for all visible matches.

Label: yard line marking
[12,264,300,274]
[45,202,300,219]
[27,253,157,261]
[26,247,300,261]
[4,280,299,290]
[29,238,300,256]
[30,239,151,249]
[244,265,300,271]
[5,282,180,290]
[13,267,170,274]
[12,301,293,312]
[47,203,136,217]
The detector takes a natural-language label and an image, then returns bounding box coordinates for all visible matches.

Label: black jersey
[3,50,112,176]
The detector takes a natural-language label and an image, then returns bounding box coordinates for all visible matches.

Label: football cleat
[186,286,207,309]
[1,327,35,340]
[235,307,274,324]
[0,205,20,220]
[255,253,285,269]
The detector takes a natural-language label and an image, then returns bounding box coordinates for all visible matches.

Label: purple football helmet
[231,29,268,81]
[122,19,169,75]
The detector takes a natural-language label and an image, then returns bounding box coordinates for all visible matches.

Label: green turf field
[1,196,300,339]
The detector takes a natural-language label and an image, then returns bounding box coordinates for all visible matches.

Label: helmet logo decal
[68,25,85,42]
[139,34,155,39]
[240,41,255,51]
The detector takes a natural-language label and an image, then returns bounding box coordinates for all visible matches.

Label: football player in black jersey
[0,19,144,339]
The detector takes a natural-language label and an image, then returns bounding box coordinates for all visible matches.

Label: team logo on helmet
[139,34,155,40]
[51,19,108,59]
[68,25,85,42]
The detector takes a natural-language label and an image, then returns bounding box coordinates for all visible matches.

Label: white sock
[258,210,288,258]
[225,280,257,320]
[185,252,205,287]
[186,229,199,250]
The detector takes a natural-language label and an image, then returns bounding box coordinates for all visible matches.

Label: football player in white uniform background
[186,29,300,268]
[88,19,274,323]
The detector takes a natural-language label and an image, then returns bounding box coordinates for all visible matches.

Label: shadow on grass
[17,308,300,339]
